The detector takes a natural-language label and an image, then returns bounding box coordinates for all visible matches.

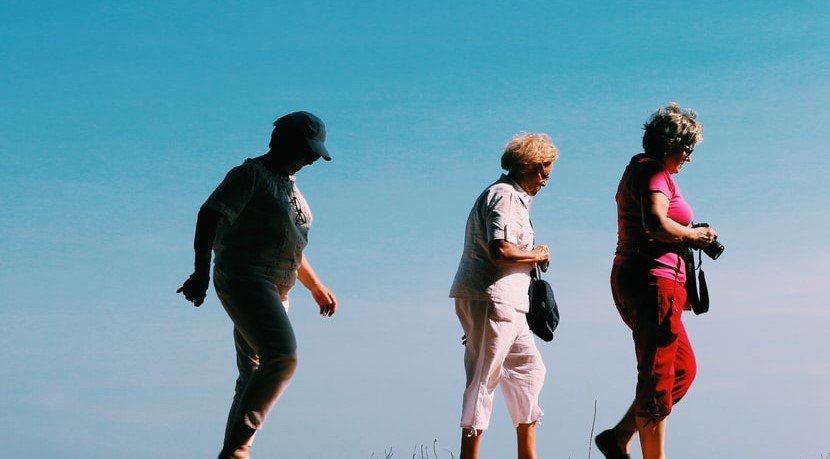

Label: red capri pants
[610,262,697,421]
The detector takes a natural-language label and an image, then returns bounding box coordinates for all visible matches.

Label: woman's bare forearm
[642,191,715,245]
[489,239,548,263]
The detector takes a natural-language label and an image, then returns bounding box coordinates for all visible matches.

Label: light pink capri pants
[456,299,546,431]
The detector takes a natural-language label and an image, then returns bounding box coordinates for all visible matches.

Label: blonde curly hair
[501,133,559,173]
[642,102,703,156]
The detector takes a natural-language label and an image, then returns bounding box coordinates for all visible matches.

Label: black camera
[691,223,724,260]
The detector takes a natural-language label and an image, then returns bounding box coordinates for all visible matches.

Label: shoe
[595,429,630,459]
[218,444,250,459]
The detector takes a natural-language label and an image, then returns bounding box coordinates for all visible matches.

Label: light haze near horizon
[1,1,828,458]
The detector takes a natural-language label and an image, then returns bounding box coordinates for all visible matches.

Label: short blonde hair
[501,133,559,172]
[642,102,703,155]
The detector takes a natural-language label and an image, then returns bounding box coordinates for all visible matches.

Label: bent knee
[259,351,299,378]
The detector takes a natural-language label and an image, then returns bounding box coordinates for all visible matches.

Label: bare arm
[488,239,549,264]
[642,191,716,247]
[177,207,222,307]
[298,254,337,317]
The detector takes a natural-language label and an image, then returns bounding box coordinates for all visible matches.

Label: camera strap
[684,248,710,314]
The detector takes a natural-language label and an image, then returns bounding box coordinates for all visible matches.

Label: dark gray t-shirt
[202,158,311,287]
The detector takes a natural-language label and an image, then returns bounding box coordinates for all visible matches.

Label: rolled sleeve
[486,193,521,244]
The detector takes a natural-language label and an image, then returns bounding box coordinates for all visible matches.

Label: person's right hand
[531,244,550,264]
[688,226,718,248]
[177,273,210,307]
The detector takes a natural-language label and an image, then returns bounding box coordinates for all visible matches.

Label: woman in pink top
[595,103,718,459]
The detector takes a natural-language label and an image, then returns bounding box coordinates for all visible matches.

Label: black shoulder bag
[527,265,560,341]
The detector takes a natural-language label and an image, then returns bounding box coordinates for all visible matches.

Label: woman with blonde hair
[450,133,559,459]
[595,103,718,459]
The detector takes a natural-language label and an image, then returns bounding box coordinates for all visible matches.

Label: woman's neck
[256,153,290,176]
[507,171,530,194]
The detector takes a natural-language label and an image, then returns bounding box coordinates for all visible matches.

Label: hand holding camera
[689,223,724,260]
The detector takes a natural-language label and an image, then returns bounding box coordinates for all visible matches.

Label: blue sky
[1,1,828,458]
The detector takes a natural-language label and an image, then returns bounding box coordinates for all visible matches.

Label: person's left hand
[310,284,338,317]
[177,272,210,307]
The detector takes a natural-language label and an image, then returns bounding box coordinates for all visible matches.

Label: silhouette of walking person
[178,111,338,459]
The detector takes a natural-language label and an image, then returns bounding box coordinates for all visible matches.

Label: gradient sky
[1,1,828,458]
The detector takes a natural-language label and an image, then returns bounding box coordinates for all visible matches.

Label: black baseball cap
[269,111,332,161]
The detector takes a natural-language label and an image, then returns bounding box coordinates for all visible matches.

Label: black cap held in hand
[270,111,332,161]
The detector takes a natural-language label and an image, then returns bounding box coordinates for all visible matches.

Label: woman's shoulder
[236,157,295,186]
[475,180,527,216]
[625,154,669,183]
[629,154,664,172]
[215,159,258,185]
[222,157,255,174]
[486,175,524,195]
[487,181,515,194]
[481,181,522,204]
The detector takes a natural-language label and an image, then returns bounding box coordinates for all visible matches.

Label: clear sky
[1,1,828,458]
